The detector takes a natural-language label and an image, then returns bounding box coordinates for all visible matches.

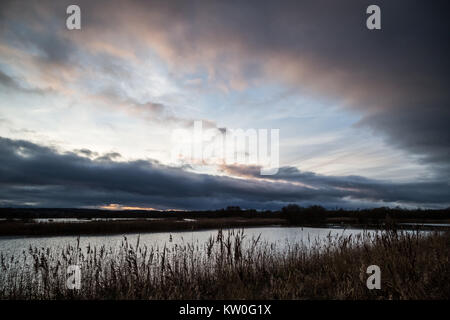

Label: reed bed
[0,229,448,299]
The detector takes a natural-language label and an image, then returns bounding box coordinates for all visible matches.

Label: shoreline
[0,218,288,237]
[1,217,449,237]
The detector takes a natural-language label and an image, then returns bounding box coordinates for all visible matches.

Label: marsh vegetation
[0,228,448,299]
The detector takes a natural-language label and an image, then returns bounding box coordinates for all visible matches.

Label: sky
[0,0,449,210]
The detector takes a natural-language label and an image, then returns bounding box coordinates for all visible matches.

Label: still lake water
[0,226,385,257]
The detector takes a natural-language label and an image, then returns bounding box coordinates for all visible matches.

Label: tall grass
[0,229,448,299]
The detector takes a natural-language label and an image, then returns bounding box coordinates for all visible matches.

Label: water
[0,226,379,257]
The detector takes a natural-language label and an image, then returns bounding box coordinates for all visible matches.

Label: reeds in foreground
[0,229,448,299]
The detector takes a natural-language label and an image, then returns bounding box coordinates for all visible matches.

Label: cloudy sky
[0,0,449,210]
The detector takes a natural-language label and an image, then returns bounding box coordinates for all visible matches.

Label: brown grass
[0,229,449,299]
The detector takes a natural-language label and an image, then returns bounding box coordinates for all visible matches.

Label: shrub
[282,204,327,224]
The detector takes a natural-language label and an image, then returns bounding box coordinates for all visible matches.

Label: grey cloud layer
[220,165,450,206]
[1,138,449,209]
[0,0,449,208]
[1,0,449,175]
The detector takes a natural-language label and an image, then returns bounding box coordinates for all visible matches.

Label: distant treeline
[282,204,450,224]
[0,207,273,220]
[0,205,449,221]
[0,218,286,237]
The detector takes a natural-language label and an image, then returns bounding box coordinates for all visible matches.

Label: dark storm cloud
[220,164,450,205]
[0,137,449,209]
[357,106,450,174]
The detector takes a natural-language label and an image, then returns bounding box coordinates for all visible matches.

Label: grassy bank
[0,218,286,236]
[1,229,448,299]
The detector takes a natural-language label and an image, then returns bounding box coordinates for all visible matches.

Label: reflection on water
[0,226,380,257]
